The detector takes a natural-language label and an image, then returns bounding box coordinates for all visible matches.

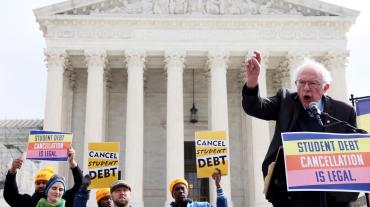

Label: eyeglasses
[295,80,322,89]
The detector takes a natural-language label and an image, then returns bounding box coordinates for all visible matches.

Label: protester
[36,175,66,207]
[3,147,83,207]
[169,171,227,207]
[110,180,131,207]
[242,51,359,206]
[72,174,91,207]
[96,188,113,207]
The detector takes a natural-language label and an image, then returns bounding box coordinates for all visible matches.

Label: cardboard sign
[27,130,72,161]
[195,130,229,178]
[88,142,120,189]
[282,132,370,192]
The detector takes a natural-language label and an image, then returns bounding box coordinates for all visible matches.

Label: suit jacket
[242,84,358,203]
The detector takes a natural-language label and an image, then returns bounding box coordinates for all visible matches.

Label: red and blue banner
[282,132,370,192]
[26,130,73,161]
[356,97,370,133]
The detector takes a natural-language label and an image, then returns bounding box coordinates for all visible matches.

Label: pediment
[34,0,359,18]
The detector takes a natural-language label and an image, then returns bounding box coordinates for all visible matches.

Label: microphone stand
[321,112,368,134]
[320,112,369,207]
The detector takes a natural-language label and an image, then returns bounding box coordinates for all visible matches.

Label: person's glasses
[295,80,322,89]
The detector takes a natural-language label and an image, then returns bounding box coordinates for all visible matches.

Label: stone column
[243,51,272,207]
[207,50,233,207]
[83,49,107,168]
[287,51,308,90]
[44,48,67,131]
[164,51,186,205]
[43,49,67,173]
[321,51,349,102]
[124,50,145,207]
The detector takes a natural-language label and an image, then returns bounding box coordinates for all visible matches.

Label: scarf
[36,198,66,207]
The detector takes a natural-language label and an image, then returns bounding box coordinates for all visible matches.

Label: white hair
[293,58,332,84]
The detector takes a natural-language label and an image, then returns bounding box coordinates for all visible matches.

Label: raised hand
[67,146,78,168]
[245,51,262,88]
[212,168,222,189]
[9,158,23,174]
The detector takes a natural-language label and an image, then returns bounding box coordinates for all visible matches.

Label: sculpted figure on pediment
[205,0,225,14]
[227,0,241,14]
[121,0,143,14]
[258,1,283,15]
[154,0,170,14]
[169,0,189,14]
[240,0,257,15]
[142,0,154,14]
[188,0,205,14]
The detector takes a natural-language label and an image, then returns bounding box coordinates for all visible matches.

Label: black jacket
[3,165,83,207]
[242,85,359,204]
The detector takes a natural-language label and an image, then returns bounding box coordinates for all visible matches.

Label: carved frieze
[56,0,340,17]
[39,18,349,42]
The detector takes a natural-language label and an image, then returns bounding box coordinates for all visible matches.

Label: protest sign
[282,132,370,192]
[88,142,120,189]
[27,130,72,161]
[195,130,229,178]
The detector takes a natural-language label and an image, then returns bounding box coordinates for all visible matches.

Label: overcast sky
[0,0,369,119]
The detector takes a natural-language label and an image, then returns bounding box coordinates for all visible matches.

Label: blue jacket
[170,188,227,207]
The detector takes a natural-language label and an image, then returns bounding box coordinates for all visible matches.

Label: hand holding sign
[9,158,23,174]
[67,146,77,168]
[212,168,222,189]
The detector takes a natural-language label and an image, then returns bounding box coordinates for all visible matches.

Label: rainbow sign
[282,132,370,192]
[26,130,73,161]
[356,97,370,133]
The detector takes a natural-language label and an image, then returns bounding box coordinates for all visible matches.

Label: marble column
[124,50,146,207]
[244,51,272,207]
[43,48,67,173]
[44,48,67,131]
[287,51,308,90]
[164,50,186,205]
[322,51,349,103]
[83,49,107,168]
[207,50,233,207]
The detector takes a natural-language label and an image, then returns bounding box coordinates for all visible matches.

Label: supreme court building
[34,0,359,206]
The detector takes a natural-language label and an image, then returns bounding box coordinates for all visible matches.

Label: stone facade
[32,0,359,206]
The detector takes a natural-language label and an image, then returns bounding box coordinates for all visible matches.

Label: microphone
[309,102,324,126]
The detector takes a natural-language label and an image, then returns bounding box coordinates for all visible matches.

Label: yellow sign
[87,142,120,189]
[195,131,229,178]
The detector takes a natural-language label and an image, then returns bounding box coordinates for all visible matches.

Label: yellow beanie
[35,166,55,182]
[96,188,110,203]
[169,178,188,194]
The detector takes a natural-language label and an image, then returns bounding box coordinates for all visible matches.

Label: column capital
[321,51,349,71]
[44,48,68,71]
[272,58,290,91]
[64,61,77,89]
[164,50,186,73]
[207,50,229,70]
[105,67,113,89]
[84,49,107,69]
[287,50,310,68]
[125,50,146,71]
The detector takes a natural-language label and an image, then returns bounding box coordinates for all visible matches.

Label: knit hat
[45,175,66,196]
[96,188,110,203]
[169,178,188,193]
[35,166,55,182]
